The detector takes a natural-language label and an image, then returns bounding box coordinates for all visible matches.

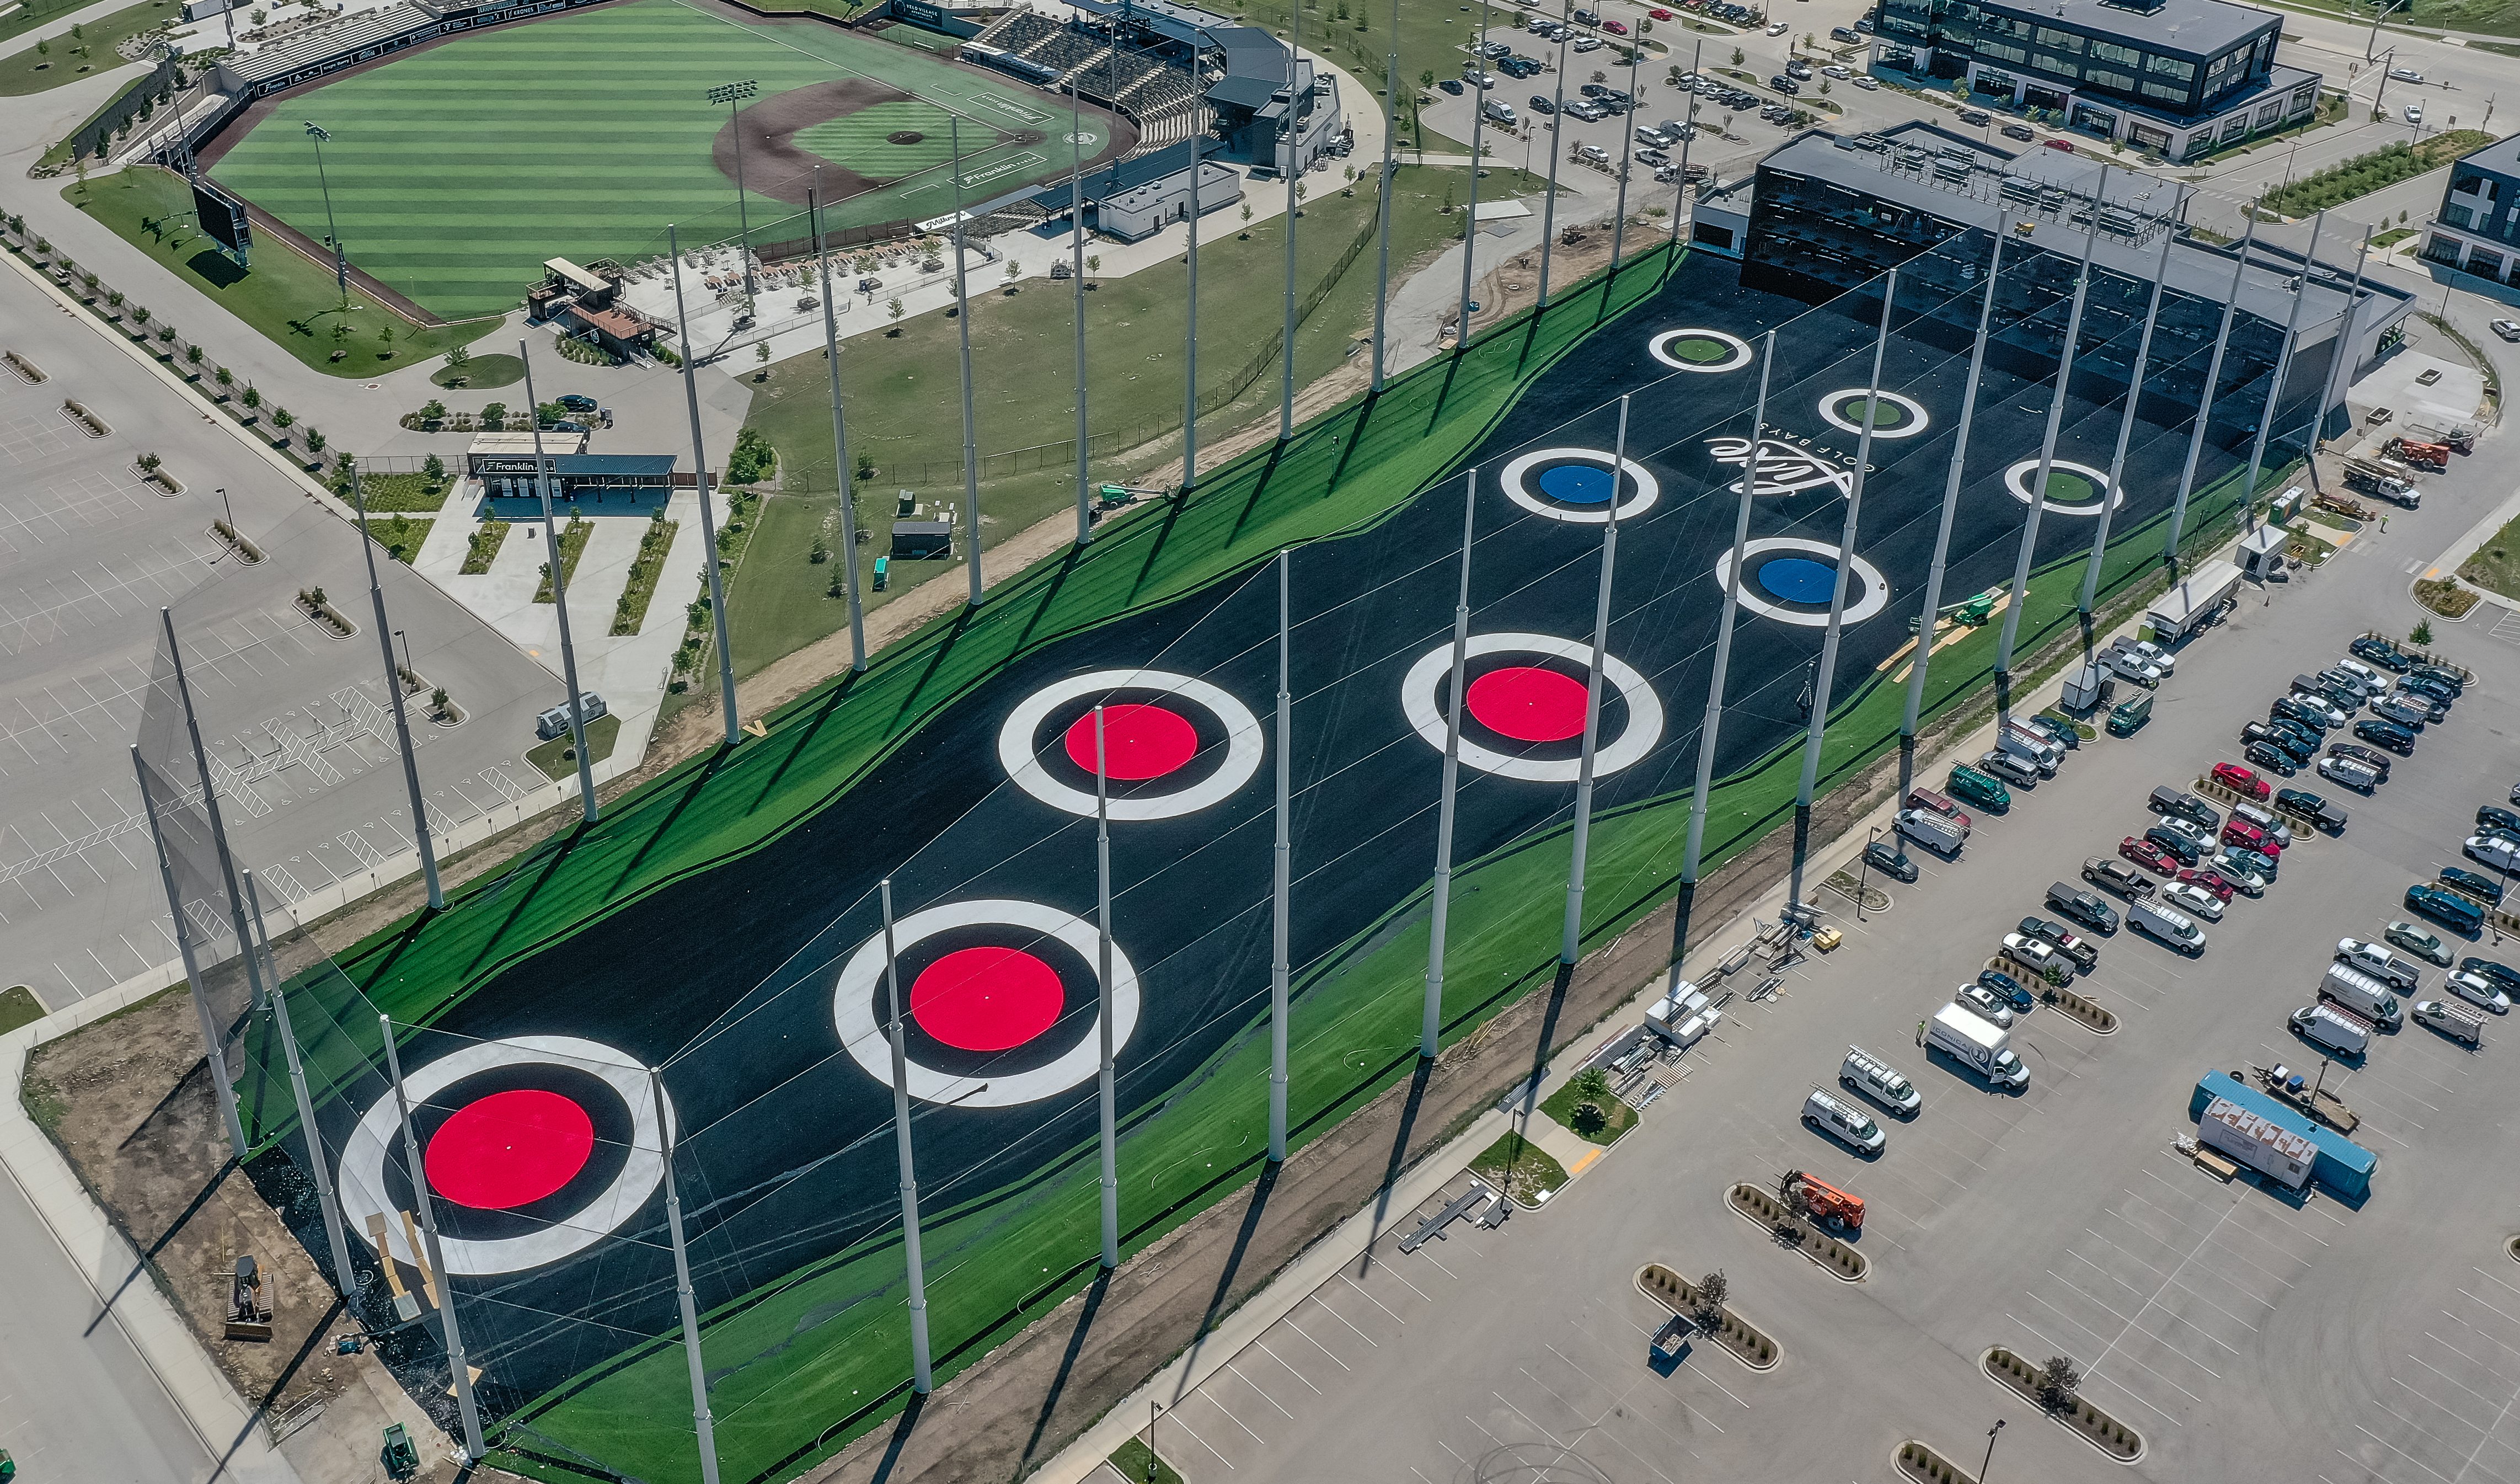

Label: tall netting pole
[245,869,355,1297]
[1535,0,1572,306]
[1607,37,1639,279]
[381,1015,485,1461]
[1454,0,1491,345]
[1670,333,1773,994]
[650,1067,724,1484]
[1184,33,1208,492]
[159,607,267,1012]
[2078,207,2177,618]
[1667,40,1703,258]
[2309,229,2375,474]
[1422,468,1476,1059]
[1094,705,1120,1270]
[1269,551,1291,1162]
[1559,395,1629,965]
[951,119,984,607]
[1071,68,1093,546]
[810,177,868,673]
[877,879,934,1391]
[520,342,600,820]
[1902,223,2008,750]
[350,466,442,908]
[1789,272,1897,913]
[665,225,744,734]
[1369,0,1398,391]
[2237,211,2326,538]
[2163,213,2255,578]
[1994,169,2110,708]
[131,744,247,1160]
[1279,1,1301,439]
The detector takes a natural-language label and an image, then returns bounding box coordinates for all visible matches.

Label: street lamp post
[709,80,762,299]
[1982,1418,2007,1481]
[301,122,347,302]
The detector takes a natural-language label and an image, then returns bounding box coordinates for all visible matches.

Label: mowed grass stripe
[211,0,1085,317]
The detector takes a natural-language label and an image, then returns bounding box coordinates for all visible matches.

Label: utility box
[891,520,954,559]
[2061,663,2106,713]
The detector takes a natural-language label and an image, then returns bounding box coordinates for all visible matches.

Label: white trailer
[2148,559,2242,642]
[2198,1095,2314,1191]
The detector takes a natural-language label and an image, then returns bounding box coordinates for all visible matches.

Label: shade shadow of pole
[1357,1059,1431,1278]
[1016,1269,1110,1472]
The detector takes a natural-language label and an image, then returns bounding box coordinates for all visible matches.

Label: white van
[2319,754,2382,793]
[2128,897,2205,955]
[1996,724,2062,776]
[2320,962,2404,1029]
[1483,99,1520,127]
[1839,1046,1922,1114]
[1896,807,1966,856]
[2292,1002,2372,1058]
[1801,1087,1886,1154]
[2415,998,2485,1046]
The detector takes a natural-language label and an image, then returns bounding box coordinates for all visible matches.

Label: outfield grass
[724,164,1535,676]
[206,0,1092,319]
[69,167,501,376]
[0,0,174,96]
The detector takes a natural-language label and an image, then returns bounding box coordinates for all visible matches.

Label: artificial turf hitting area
[231,239,2313,1484]
[197,0,1125,319]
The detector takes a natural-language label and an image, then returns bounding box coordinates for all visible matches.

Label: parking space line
[2066,1247,2265,1332]
[1337,1272,1409,1326]
[1370,1259,1433,1304]
[1252,1339,1320,1395]
[2045,1268,2233,1366]
[2355,1423,2459,1484]
[1409,1246,1459,1281]
[1200,1389,1267,1448]
[1165,1410,1237,1470]
[1490,1391,1564,1448]
[2444,1312,2520,1362]
[2393,1375,2501,1436]
[1226,1361,1293,1421]
[1305,1293,1379,1349]
[1279,1315,1351,1371]
[2457,1290,2520,1330]
[2010,1311,2186,1426]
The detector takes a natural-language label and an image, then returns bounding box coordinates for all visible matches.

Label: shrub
[2411,620,2433,646]
[2039,1354,2083,1412]
[726,424,777,484]
[1569,1067,1612,1102]
[1690,1269,1727,1330]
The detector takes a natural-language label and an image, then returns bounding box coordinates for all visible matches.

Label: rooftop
[2449,130,2520,179]
[1968,0,2278,60]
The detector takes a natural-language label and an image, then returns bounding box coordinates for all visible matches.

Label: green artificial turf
[205,0,1095,319]
[67,167,501,376]
[230,243,2286,1484]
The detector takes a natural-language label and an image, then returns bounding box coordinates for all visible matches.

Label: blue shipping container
[2189,1070,2376,1202]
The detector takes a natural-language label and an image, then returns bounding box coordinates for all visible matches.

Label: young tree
[377,321,396,357]
[886,297,905,332]
[214,365,233,395]
[1690,1269,1728,1331]
[1240,200,1255,234]
[1085,253,1101,281]
[303,427,326,457]
[185,345,202,369]
[755,341,772,378]
[445,341,472,371]
[2038,1355,2083,1412]
[271,406,295,433]
[241,383,261,410]
[1731,45,1744,65]
[106,289,123,311]
[422,452,446,485]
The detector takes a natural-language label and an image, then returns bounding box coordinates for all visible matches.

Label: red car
[2121,836,2178,876]
[2174,867,2236,903]
[1649,6,1674,15]
[2211,761,2271,800]
[1603,17,1630,31]
[2221,819,2280,856]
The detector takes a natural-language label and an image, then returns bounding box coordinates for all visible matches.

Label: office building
[2418,131,2520,289]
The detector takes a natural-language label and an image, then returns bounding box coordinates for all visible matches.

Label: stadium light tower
[301,121,347,303]
[709,80,762,298]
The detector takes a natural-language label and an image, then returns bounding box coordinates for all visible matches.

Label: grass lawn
[2323,0,2520,37]
[724,163,1530,677]
[1107,1439,1185,1484]
[0,984,43,1035]
[462,520,512,574]
[1470,1130,1571,1203]
[69,167,502,376]
[366,514,430,564]
[434,352,525,389]
[0,0,174,96]
[353,471,451,512]
[534,516,592,602]
[1539,1077,1637,1145]
[526,711,620,780]
[2457,511,2520,599]
[203,0,1097,319]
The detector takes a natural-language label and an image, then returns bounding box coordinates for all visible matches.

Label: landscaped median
[1982,1346,2143,1462]
[1639,1263,1779,1370]
[1726,1181,1868,1280]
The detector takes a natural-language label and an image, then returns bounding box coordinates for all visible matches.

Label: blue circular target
[1499,447,1660,525]
[1715,538,1890,628]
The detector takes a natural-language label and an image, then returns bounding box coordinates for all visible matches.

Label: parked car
[2174,867,2235,904]
[2370,696,2432,732]
[557,393,598,413]
[2350,636,2412,672]
[2354,718,2416,756]
[1438,77,1465,94]
[2149,787,2218,830]
[1978,750,2041,787]
[2494,319,2520,344]
[2020,713,2080,750]
[2271,696,2337,733]
[2441,866,2504,905]
[1976,969,2035,1012]
[2221,819,2280,857]
[2405,886,2486,938]
[2275,787,2347,833]
[2443,969,2513,1015]
[2222,844,2278,882]
[2400,672,2458,704]
[2002,121,2035,140]
[2083,856,2155,899]
[2207,853,2268,896]
[2478,805,2520,836]
[2387,917,2458,965]
[2469,834,2520,872]
[2212,761,2271,800]
[1954,982,2016,1028]
[2121,836,2178,876]
[2160,879,2225,922]
[2243,741,2299,778]
[2105,649,2164,688]
[1863,840,1918,883]
[1956,106,1991,124]
[2411,664,2465,696]
[2328,741,2394,780]
[2462,957,2520,997]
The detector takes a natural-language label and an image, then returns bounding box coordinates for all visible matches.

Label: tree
[1777,1170,1812,1232]
[1004,258,1021,287]
[34,39,46,60]
[331,322,351,353]
[480,401,506,430]
[157,325,175,346]
[215,366,233,394]
[2038,1355,2083,1412]
[445,341,472,371]
[377,322,396,357]
[1240,201,1255,234]
[1690,1269,1728,1330]
[422,452,446,485]
[1419,67,1436,91]
[1731,45,1744,65]
[755,341,772,378]
[241,384,261,410]
[106,289,123,311]
[131,303,148,327]
[303,427,326,457]
[886,297,905,331]
[1819,79,1830,94]
[2411,619,2434,646]
[186,344,203,369]
[1085,253,1101,281]
[272,406,295,432]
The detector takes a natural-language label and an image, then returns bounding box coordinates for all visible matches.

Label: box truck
[1925,1003,2027,1088]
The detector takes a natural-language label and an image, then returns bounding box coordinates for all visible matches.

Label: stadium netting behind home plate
[203,231,2334,1484]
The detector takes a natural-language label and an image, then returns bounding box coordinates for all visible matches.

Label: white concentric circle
[1499,447,1663,525]
[998,670,1264,820]
[1817,387,1930,439]
[338,1035,668,1277]
[1714,538,1891,628]
[833,898,1142,1107]
[2003,458,2120,517]
[1400,633,1666,781]
[1648,327,1754,373]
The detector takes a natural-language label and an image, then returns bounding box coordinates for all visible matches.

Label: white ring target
[1498,447,1662,526]
[1400,633,1666,782]
[833,898,1141,1107]
[1714,538,1891,628]
[998,670,1264,820]
[1817,387,1930,440]
[1648,327,1754,373]
[337,1035,668,1278]
[2003,458,2118,517]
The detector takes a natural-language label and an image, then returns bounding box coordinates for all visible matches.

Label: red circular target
[1061,703,1200,780]
[1465,666,1591,743]
[424,1088,595,1210]
[911,946,1066,1051]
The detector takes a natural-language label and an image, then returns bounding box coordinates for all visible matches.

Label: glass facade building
[2420,134,2520,289]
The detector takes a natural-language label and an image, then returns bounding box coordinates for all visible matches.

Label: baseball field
[204,0,1119,319]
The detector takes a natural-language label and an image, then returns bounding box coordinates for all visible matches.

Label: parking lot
[0,263,562,1006]
[1104,434,2520,1483]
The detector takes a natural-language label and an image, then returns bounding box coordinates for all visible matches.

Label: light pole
[1982,1418,2007,1482]
[709,80,762,299]
[301,122,347,303]
[2367,0,2405,60]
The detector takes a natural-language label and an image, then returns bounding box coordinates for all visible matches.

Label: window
[2033,24,2083,49]
[2469,248,2506,280]
[2129,122,2171,148]
[2085,67,2135,90]
[2421,233,2464,266]
[2090,40,2140,66]
[2442,203,2476,231]
[1980,42,2026,63]
[2147,53,2195,80]
[2288,84,2314,113]
[2139,80,2186,103]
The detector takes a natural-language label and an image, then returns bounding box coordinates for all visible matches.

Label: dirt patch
[713,77,923,207]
